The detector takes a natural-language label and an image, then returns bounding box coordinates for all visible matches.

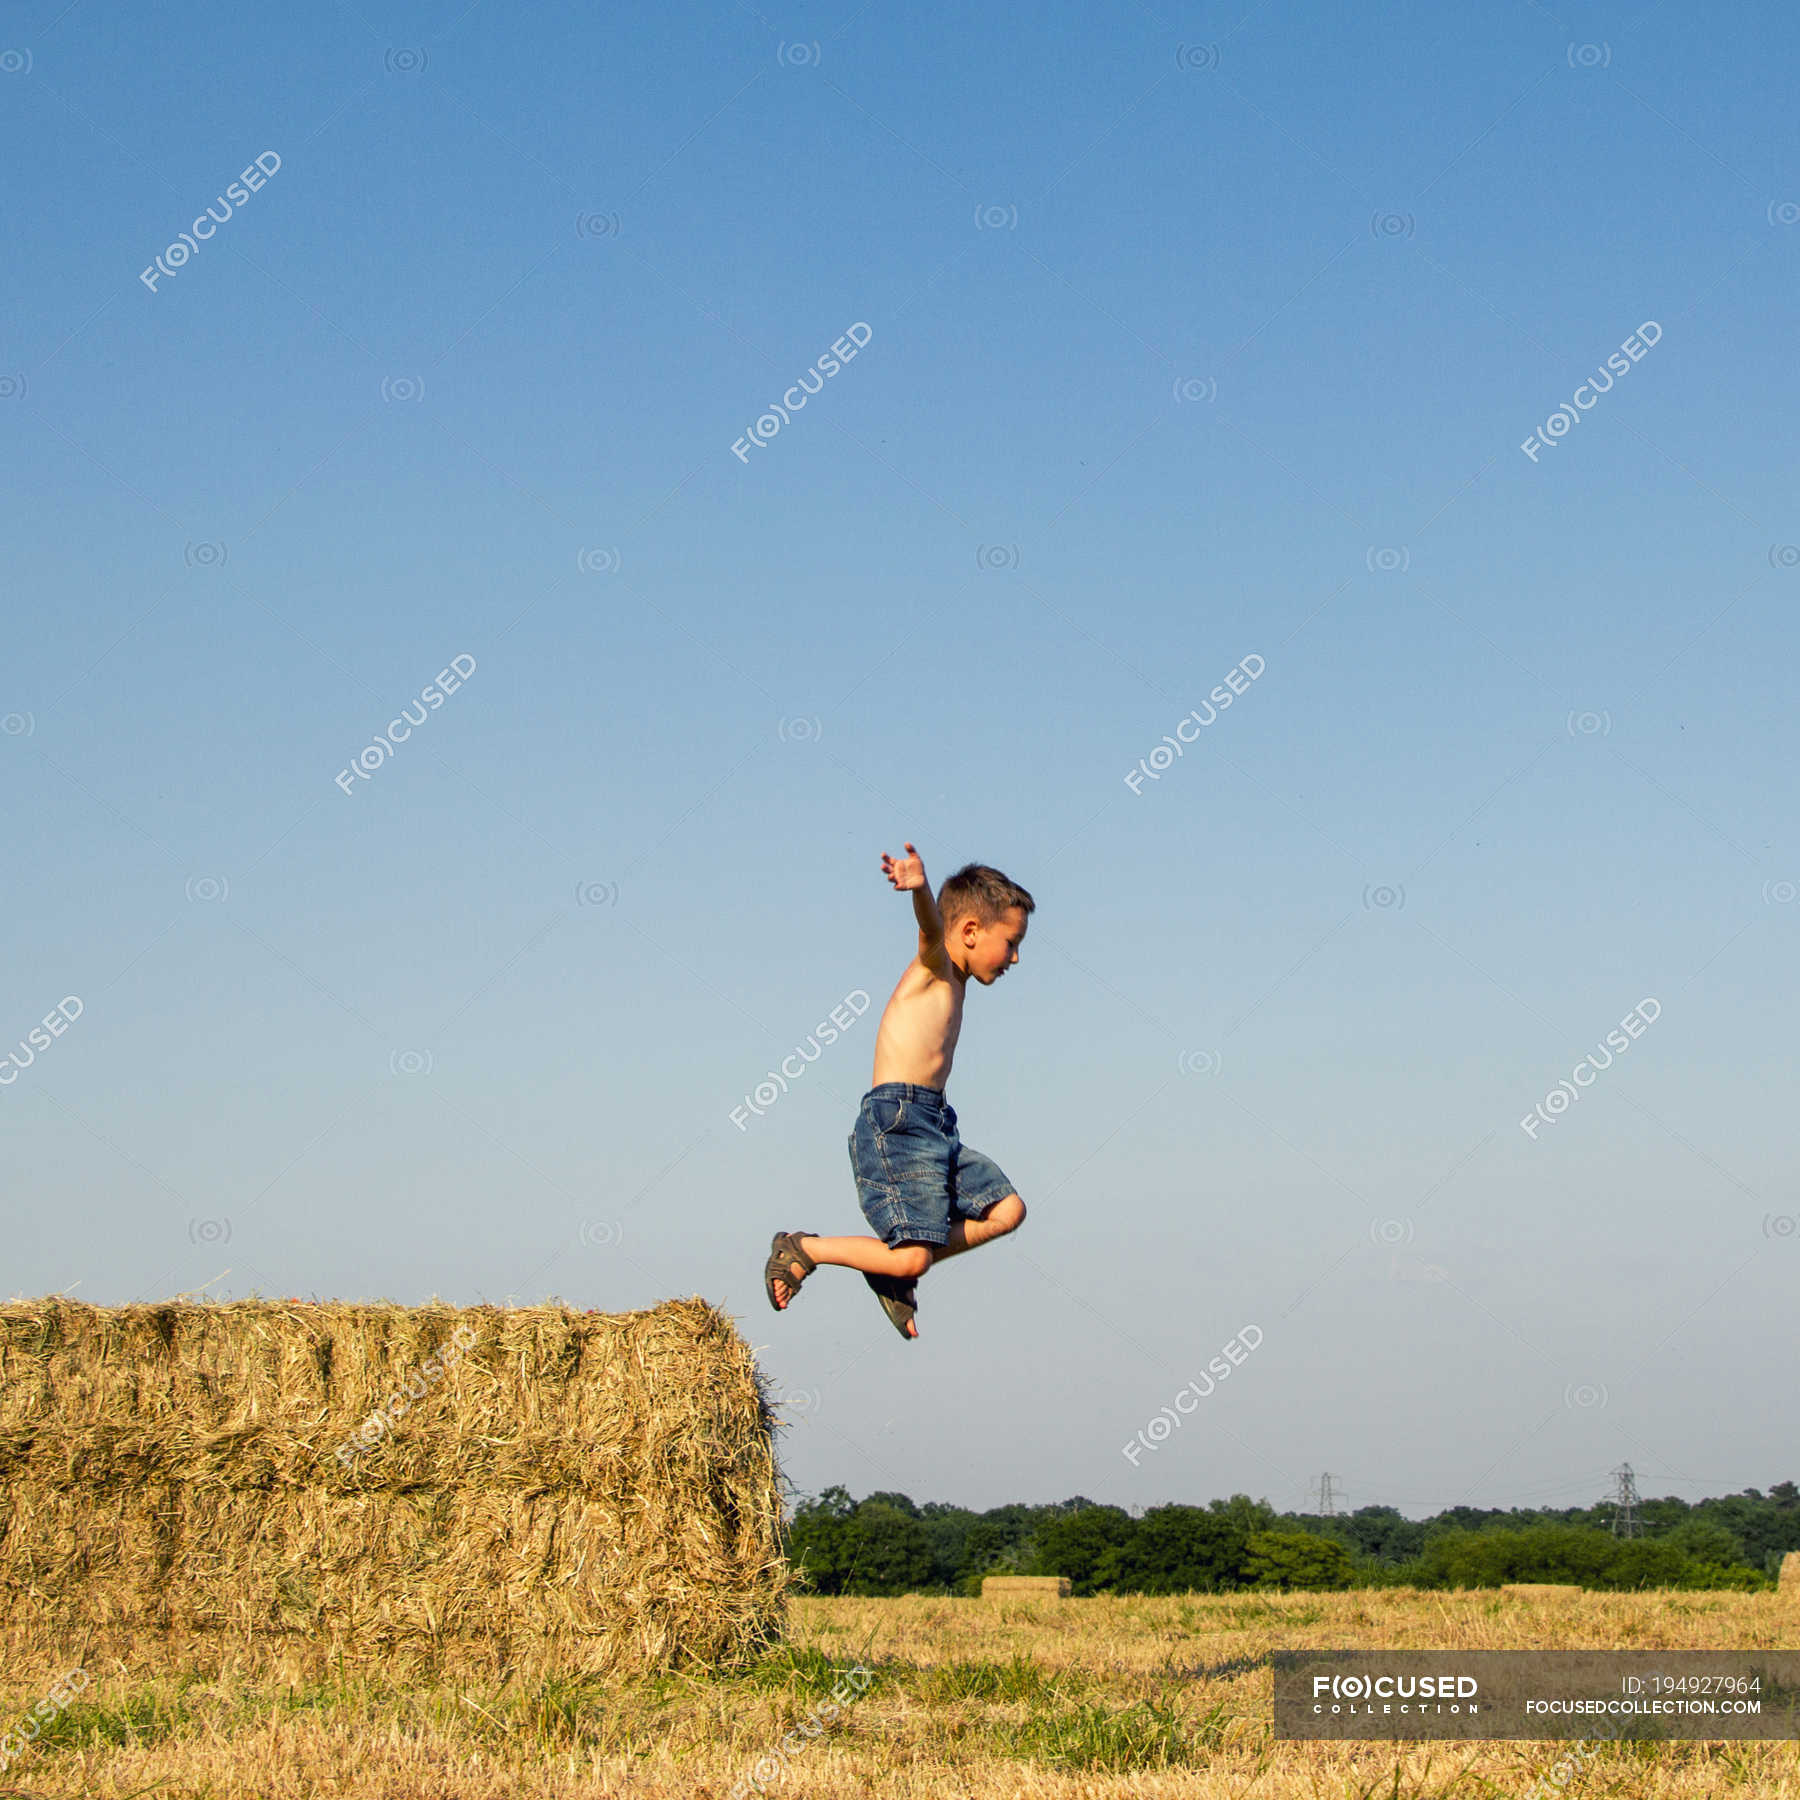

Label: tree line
[783,1481,1800,1595]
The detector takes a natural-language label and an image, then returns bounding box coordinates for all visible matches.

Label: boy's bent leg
[798,1233,935,1280]
[799,1234,932,1340]
[931,1192,1025,1264]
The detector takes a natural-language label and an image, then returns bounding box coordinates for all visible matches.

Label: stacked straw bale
[981,1575,1070,1598]
[0,1296,787,1679]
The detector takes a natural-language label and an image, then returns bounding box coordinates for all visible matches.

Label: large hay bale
[1499,1582,1584,1597]
[982,1575,1070,1598]
[1780,1552,1800,1595]
[0,1296,786,1680]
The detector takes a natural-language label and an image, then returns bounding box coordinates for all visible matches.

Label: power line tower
[1313,1473,1342,1517]
[1607,1463,1642,1538]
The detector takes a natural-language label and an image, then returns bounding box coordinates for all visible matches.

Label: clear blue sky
[5,0,1797,1519]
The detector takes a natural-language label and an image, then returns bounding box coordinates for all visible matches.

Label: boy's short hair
[937,863,1035,930]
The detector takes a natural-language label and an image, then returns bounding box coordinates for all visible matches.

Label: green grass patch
[12,1687,188,1757]
[516,1675,614,1747]
[737,1641,880,1698]
[1214,1599,1326,1629]
[916,1653,1062,1705]
[999,1696,1201,1772]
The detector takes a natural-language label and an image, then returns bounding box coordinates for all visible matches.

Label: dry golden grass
[2,1587,1797,1797]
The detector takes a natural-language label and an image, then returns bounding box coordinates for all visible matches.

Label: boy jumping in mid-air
[763,844,1033,1340]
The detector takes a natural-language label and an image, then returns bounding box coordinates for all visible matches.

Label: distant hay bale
[1780,1552,1800,1595]
[1500,1582,1584,1597]
[0,1296,786,1680]
[982,1575,1070,1598]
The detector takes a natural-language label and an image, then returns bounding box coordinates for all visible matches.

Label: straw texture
[0,1296,787,1679]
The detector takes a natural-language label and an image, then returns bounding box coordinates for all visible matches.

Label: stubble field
[2,1588,1795,1798]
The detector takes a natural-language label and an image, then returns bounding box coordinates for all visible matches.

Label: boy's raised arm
[880,841,951,976]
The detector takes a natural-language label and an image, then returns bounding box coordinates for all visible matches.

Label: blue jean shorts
[847,1083,1017,1248]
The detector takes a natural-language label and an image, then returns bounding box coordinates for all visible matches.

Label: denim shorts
[847,1083,1017,1248]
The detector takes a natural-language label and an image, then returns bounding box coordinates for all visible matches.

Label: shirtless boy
[763,844,1033,1340]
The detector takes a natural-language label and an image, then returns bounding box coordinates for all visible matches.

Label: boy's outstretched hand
[881,842,926,891]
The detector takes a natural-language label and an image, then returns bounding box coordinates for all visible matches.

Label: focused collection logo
[1312,1672,1480,1714]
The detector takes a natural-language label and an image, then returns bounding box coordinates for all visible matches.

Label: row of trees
[783,1482,1800,1595]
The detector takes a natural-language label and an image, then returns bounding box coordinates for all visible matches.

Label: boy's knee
[893,1243,933,1278]
[991,1193,1025,1233]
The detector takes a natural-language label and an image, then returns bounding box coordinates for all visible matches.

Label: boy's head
[937,863,1034,985]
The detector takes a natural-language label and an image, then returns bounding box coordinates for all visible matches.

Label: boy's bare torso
[870,958,966,1090]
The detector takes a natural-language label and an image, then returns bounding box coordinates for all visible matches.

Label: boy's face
[957,906,1028,984]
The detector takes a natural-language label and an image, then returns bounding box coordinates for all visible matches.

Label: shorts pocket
[868,1096,907,1136]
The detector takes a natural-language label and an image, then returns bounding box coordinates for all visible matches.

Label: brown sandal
[764,1231,817,1311]
[862,1269,918,1340]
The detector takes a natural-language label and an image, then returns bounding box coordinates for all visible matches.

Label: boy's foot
[764,1231,817,1311]
[862,1270,918,1340]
